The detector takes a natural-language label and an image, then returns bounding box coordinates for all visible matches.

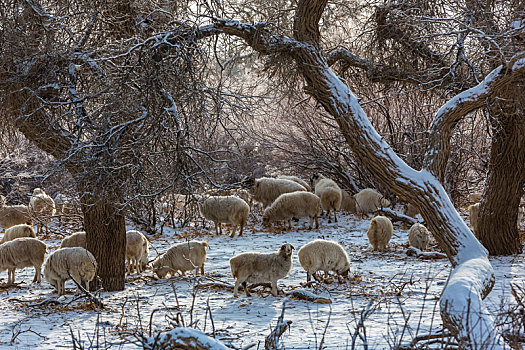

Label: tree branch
[327,48,415,83]
[424,52,525,181]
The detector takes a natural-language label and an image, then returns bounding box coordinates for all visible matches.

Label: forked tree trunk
[81,192,126,292]
[478,104,525,255]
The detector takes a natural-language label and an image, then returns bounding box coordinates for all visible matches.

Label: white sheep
[297,239,350,282]
[229,243,294,297]
[248,177,306,208]
[468,202,523,237]
[353,188,391,215]
[1,224,36,244]
[311,173,342,223]
[234,189,252,207]
[403,203,420,218]
[126,230,149,274]
[340,190,357,213]
[29,188,56,234]
[152,240,208,278]
[366,215,393,251]
[0,237,47,284]
[60,231,87,249]
[468,192,482,204]
[468,203,480,237]
[43,247,97,295]
[262,191,320,229]
[0,195,32,231]
[277,175,312,192]
[408,223,430,251]
[198,196,250,237]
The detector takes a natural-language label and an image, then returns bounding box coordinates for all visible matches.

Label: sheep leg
[271,280,278,296]
[85,280,90,292]
[334,211,338,223]
[8,268,14,284]
[306,271,312,282]
[59,279,66,295]
[135,258,141,274]
[287,219,292,229]
[238,223,244,237]
[328,210,332,223]
[230,225,238,238]
[314,215,319,229]
[70,272,82,294]
[312,272,322,282]
[33,265,41,283]
[243,281,251,297]
[200,264,205,275]
[233,279,240,297]
[308,217,313,229]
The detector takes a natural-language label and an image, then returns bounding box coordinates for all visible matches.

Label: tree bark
[81,190,126,292]
[478,103,525,255]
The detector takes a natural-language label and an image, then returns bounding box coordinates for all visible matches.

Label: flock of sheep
[3,173,513,298]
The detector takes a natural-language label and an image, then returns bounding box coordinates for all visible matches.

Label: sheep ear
[290,244,295,250]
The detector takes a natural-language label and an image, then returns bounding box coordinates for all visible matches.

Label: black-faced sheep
[262,192,321,229]
[353,188,391,215]
[0,195,32,231]
[152,240,208,278]
[229,243,294,297]
[311,173,342,223]
[408,223,430,251]
[126,230,149,274]
[198,196,250,237]
[297,239,350,282]
[0,237,47,284]
[29,188,56,234]
[43,247,97,295]
[366,215,393,251]
[1,224,36,244]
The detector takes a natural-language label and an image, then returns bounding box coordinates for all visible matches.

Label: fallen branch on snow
[287,289,332,303]
[377,208,419,226]
[67,270,105,309]
[406,247,447,259]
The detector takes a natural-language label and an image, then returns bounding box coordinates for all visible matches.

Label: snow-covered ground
[0,209,523,349]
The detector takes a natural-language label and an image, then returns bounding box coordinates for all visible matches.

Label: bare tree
[325,0,525,254]
[190,0,525,346]
[0,0,254,290]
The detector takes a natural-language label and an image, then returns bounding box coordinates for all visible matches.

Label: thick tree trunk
[478,105,525,255]
[81,192,126,292]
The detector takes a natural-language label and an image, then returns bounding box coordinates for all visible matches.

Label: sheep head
[280,243,294,256]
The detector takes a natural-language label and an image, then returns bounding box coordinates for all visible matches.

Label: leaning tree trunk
[80,190,127,292]
[478,104,525,255]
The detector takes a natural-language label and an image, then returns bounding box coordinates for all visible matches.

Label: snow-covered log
[191,2,525,346]
[144,327,230,350]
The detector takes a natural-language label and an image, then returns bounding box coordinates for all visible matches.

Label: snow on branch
[144,327,230,350]
[425,51,525,180]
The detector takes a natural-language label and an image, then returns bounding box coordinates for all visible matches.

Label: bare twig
[265,300,292,350]
[66,270,104,309]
